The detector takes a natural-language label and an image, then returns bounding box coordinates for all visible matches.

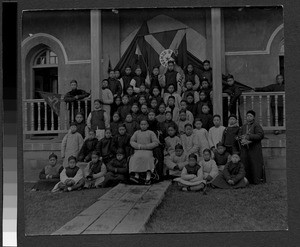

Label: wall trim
[225,24,284,56]
[22,33,91,64]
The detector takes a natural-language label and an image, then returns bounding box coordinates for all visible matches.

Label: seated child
[31,153,63,191]
[213,142,231,172]
[208,114,226,152]
[96,128,115,164]
[87,99,110,140]
[129,119,159,185]
[163,84,182,109]
[124,113,139,136]
[221,114,240,154]
[212,153,248,189]
[159,111,178,139]
[156,103,166,123]
[186,93,196,116]
[52,156,85,192]
[196,104,213,131]
[83,151,107,189]
[110,112,122,137]
[164,143,188,177]
[61,122,84,167]
[113,124,132,158]
[131,103,140,123]
[182,81,200,103]
[193,118,210,156]
[173,153,206,191]
[102,148,128,188]
[199,149,219,184]
[118,94,132,121]
[177,110,190,135]
[137,104,149,123]
[180,123,199,156]
[74,112,88,140]
[78,130,99,162]
[166,95,180,122]
[164,124,181,156]
[111,96,122,118]
[148,109,160,137]
[126,85,136,105]
[179,100,194,124]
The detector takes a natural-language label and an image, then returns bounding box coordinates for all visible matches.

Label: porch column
[90,10,103,107]
[211,8,223,121]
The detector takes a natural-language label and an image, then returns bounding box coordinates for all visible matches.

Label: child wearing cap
[214,142,231,172]
[52,156,85,192]
[222,114,240,154]
[173,153,206,191]
[212,153,248,189]
[84,151,107,189]
[87,99,110,140]
[164,143,188,177]
[61,122,84,167]
[31,153,63,191]
[199,149,219,184]
[208,115,226,152]
[102,148,128,187]
[78,129,99,162]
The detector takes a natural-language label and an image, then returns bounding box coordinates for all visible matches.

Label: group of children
[33,60,256,193]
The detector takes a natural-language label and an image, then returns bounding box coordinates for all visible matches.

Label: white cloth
[208,126,226,148]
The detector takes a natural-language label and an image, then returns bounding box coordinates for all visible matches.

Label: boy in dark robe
[107,69,122,98]
[119,65,133,94]
[96,129,115,164]
[78,130,99,162]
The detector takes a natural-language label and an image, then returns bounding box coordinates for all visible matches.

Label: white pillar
[90,10,103,107]
[211,8,223,121]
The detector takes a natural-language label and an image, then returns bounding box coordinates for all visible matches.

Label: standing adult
[255,74,285,134]
[238,110,265,184]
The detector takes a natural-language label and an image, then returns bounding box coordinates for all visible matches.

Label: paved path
[52,180,171,235]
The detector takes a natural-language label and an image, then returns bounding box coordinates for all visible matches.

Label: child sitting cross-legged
[212,153,248,189]
[173,153,206,192]
[52,156,85,192]
[102,148,128,188]
[199,149,219,184]
[77,129,98,162]
[83,151,107,189]
[31,153,63,191]
[164,143,188,177]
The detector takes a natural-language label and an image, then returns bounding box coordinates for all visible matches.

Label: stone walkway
[52,180,171,235]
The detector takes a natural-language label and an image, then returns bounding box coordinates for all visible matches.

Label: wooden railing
[223,92,285,130]
[23,98,91,135]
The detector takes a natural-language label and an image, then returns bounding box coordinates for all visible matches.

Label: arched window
[33,48,58,98]
[279,40,284,76]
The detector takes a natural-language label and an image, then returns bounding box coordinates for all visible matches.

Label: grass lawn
[24,183,111,235]
[144,180,288,233]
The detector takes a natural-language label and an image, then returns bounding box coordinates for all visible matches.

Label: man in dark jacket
[238,110,265,185]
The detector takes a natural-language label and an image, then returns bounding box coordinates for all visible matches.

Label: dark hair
[105,128,112,133]
[202,103,210,109]
[184,123,193,129]
[180,99,187,104]
[70,122,77,127]
[118,123,126,129]
[91,151,100,157]
[89,129,96,134]
[188,153,197,161]
[150,98,158,103]
[165,110,172,116]
[227,74,234,80]
[127,85,133,89]
[102,79,108,83]
[48,153,58,160]
[68,156,77,162]
[194,118,203,125]
[203,60,210,64]
[168,95,175,101]
[122,94,129,99]
[75,112,84,117]
[70,80,78,85]
[201,78,209,83]
[94,99,102,104]
[203,148,211,155]
[175,143,183,150]
[168,60,175,65]
[213,114,221,120]
[216,142,225,148]
[117,148,125,155]
[179,109,186,114]
[113,111,120,117]
[186,92,194,98]
[125,65,132,69]
[139,119,149,124]
[148,109,156,114]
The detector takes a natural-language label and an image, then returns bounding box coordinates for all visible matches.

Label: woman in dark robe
[238,110,265,184]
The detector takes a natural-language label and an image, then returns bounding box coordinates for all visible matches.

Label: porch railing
[223,91,285,130]
[23,98,91,135]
